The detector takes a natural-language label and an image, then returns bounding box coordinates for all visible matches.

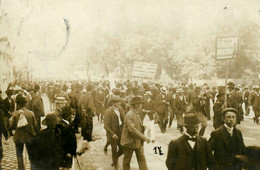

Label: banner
[215,36,239,60]
[132,61,157,79]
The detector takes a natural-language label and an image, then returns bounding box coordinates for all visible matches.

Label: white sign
[132,62,158,79]
[216,37,239,60]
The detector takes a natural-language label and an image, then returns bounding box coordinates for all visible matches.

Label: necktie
[187,137,196,142]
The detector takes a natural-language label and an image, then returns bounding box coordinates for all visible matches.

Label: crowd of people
[0,79,260,170]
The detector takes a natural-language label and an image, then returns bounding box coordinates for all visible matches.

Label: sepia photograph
[0,0,260,169]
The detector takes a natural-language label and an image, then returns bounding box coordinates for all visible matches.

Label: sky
[1,0,260,79]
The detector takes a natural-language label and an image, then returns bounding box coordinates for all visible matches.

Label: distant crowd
[0,79,260,170]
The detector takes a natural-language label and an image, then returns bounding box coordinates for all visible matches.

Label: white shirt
[113,107,122,125]
[224,124,234,136]
[62,119,70,125]
[184,132,196,149]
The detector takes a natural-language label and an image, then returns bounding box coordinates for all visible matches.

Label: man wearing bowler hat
[213,87,225,129]
[31,113,62,170]
[227,82,240,124]
[121,96,151,170]
[209,108,246,170]
[166,111,218,170]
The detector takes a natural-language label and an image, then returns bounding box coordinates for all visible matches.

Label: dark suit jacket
[29,93,45,117]
[78,92,95,116]
[156,93,167,113]
[2,97,15,117]
[213,101,224,129]
[142,99,156,114]
[166,135,218,170]
[104,107,125,137]
[208,125,246,169]
[174,95,186,114]
[0,110,8,139]
[248,91,260,109]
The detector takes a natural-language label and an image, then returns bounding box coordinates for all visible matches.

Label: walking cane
[75,155,82,170]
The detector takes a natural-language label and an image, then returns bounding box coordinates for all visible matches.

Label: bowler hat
[34,84,40,92]
[131,96,144,105]
[42,113,58,126]
[5,89,13,96]
[216,92,225,98]
[227,82,235,87]
[55,97,67,104]
[195,86,202,91]
[110,96,121,103]
[179,112,201,126]
[16,94,27,104]
[112,88,121,95]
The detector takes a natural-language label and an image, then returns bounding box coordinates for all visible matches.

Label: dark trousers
[0,135,2,161]
[157,112,168,132]
[168,110,175,127]
[96,105,104,122]
[36,117,41,131]
[109,135,123,166]
[82,116,93,141]
[204,103,211,120]
[176,112,184,132]
[123,145,148,170]
[245,101,249,115]
[3,116,12,135]
[253,108,260,124]
[15,142,36,170]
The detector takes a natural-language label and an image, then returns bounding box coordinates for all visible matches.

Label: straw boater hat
[55,97,67,104]
[176,88,184,93]
[144,91,152,96]
[130,96,144,105]
[179,111,201,126]
[160,87,167,94]
[42,113,58,126]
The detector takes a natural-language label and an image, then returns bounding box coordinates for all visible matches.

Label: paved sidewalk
[1,137,30,170]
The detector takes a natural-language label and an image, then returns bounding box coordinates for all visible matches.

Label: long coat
[56,120,77,168]
[29,93,45,117]
[213,101,224,129]
[166,135,218,170]
[208,125,246,170]
[120,109,147,149]
[104,107,125,137]
[31,128,62,170]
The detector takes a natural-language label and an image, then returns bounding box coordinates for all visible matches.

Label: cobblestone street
[1,96,260,170]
